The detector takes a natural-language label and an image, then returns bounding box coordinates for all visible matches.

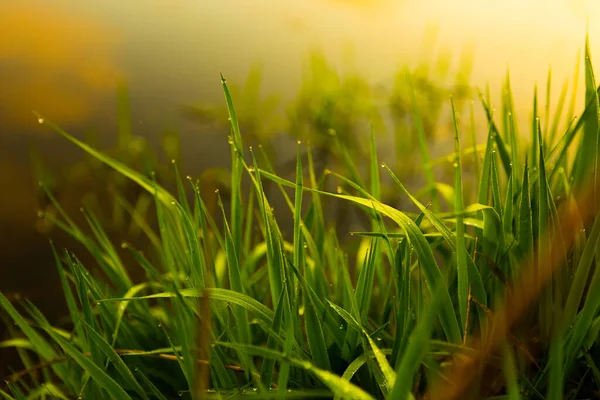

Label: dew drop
[171,159,176,164]
[121,242,127,249]
[249,146,253,152]
[158,322,163,328]
[248,166,255,173]
[37,117,44,124]
[336,186,343,194]
[171,200,176,205]
[227,136,234,144]
[328,128,336,136]
[297,140,302,145]
[215,189,219,194]
[37,211,44,218]
[453,162,458,168]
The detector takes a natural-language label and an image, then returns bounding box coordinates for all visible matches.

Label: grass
[2,37,600,399]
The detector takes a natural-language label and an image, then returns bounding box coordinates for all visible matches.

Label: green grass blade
[80,320,149,400]
[42,325,132,399]
[451,97,469,333]
[216,343,375,400]
[34,114,175,207]
[389,281,445,399]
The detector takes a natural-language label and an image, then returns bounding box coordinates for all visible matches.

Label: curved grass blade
[215,342,375,400]
[34,114,174,207]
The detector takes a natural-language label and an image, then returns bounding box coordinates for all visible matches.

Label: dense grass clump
[3,38,600,399]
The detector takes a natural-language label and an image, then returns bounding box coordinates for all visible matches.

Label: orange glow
[0,2,122,129]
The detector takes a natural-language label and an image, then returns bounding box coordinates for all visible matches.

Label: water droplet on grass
[37,117,44,124]
[336,186,343,194]
[248,166,255,173]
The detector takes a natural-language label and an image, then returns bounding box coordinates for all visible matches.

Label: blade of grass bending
[34,114,175,206]
[451,97,469,334]
[103,287,275,326]
[216,343,375,400]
